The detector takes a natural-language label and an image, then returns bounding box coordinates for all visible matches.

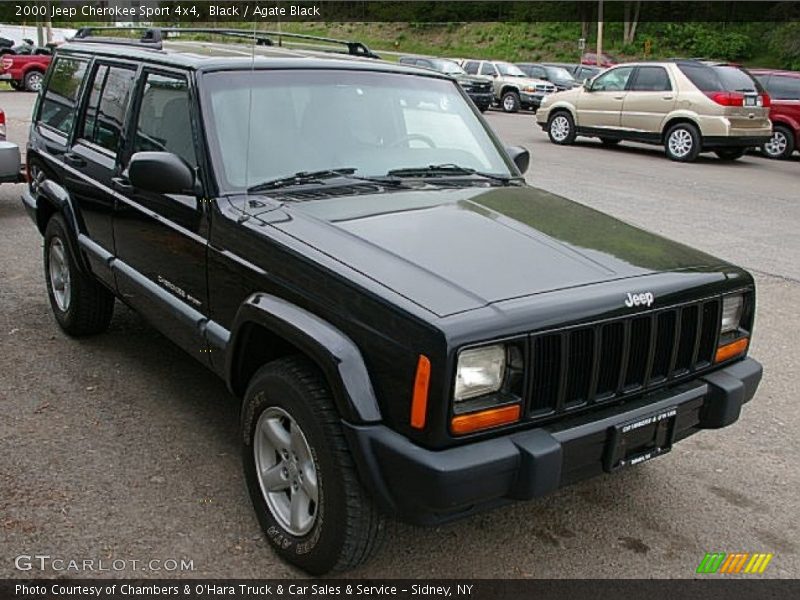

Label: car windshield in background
[678,63,761,92]
[202,70,511,191]
[432,59,465,75]
[545,66,575,81]
[497,63,527,77]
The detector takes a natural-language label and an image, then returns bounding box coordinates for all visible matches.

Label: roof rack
[70,27,380,59]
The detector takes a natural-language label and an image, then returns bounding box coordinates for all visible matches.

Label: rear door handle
[111,176,134,193]
[63,153,86,168]
[663,95,674,100]
[614,96,625,100]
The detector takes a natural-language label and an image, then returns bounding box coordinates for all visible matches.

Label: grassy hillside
[277,21,797,69]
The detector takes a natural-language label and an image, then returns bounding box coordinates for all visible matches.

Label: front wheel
[501,91,521,113]
[715,148,746,161]
[23,70,43,92]
[44,214,115,336]
[547,111,576,145]
[664,122,701,162]
[242,357,385,575]
[761,125,795,159]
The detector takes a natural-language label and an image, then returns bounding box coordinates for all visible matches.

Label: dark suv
[398,56,493,111]
[24,28,762,575]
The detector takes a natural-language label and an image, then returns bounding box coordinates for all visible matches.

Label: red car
[751,68,800,159]
[0,50,52,92]
[580,52,618,67]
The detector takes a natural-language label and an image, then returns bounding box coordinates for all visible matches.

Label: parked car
[537,59,772,162]
[751,68,800,159]
[398,56,494,111]
[24,28,762,575]
[572,64,604,83]
[515,63,578,90]
[581,52,618,67]
[0,50,52,91]
[0,108,22,183]
[460,59,557,112]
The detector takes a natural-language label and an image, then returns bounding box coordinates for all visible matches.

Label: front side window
[79,64,136,154]
[631,67,672,92]
[202,70,512,190]
[133,72,196,168]
[38,56,88,135]
[592,67,635,92]
[479,62,496,76]
[463,61,479,75]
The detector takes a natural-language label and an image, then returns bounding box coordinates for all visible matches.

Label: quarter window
[38,57,88,135]
[79,64,136,154]
[133,72,196,168]
[631,67,672,92]
[591,67,635,92]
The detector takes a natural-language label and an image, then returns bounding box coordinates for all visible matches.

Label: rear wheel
[242,357,385,575]
[761,125,795,159]
[715,148,746,161]
[547,111,576,145]
[23,70,43,92]
[664,122,701,162]
[501,91,521,113]
[44,214,114,336]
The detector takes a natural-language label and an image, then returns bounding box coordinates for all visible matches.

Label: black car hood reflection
[250,185,726,317]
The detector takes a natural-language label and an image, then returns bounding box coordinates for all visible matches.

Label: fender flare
[35,178,91,274]
[769,114,799,136]
[227,293,382,424]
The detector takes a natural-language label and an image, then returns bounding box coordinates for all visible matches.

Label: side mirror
[583,79,593,91]
[506,146,530,174]
[127,151,196,195]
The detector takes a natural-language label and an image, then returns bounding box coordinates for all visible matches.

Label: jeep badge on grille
[625,292,655,307]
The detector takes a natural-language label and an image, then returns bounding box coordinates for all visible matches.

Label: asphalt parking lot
[1,91,798,579]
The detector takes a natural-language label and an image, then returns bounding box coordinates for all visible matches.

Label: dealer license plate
[603,406,678,472]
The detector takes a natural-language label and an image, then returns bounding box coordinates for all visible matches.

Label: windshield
[432,59,466,75]
[496,63,526,77]
[202,70,512,190]
[545,66,575,81]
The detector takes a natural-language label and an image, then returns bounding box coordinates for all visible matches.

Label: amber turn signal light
[451,404,521,435]
[715,337,749,364]
[410,355,431,429]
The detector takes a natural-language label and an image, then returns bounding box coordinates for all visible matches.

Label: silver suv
[461,59,556,113]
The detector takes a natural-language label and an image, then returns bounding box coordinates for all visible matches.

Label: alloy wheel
[48,237,71,312]
[764,131,788,158]
[550,115,570,142]
[668,128,693,158]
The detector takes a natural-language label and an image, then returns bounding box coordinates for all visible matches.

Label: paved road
[1,92,798,579]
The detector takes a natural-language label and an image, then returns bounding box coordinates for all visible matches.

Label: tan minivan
[536,60,772,162]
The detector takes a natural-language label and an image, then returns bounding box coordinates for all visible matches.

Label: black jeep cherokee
[23,28,762,575]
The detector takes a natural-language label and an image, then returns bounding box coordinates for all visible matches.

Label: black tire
[23,70,44,93]
[44,214,114,336]
[715,148,746,161]
[10,80,21,91]
[600,137,621,147]
[664,122,701,162]
[761,125,795,160]
[242,356,385,575]
[501,91,521,113]
[547,111,577,145]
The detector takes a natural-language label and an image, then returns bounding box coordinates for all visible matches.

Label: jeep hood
[255,185,726,317]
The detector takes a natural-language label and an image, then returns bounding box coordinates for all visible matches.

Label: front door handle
[111,176,134,193]
[613,96,625,100]
[63,153,86,168]
[663,95,674,100]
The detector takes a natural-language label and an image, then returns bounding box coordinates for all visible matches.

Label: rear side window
[631,66,671,92]
[768,75,800,100]
[133,72,196,168]
[79,64,136,153]
[38,57,88,135]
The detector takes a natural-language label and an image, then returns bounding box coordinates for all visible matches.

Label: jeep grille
[527,298,721,416]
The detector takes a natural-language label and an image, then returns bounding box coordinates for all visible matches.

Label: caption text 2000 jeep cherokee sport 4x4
[23,29,762,574]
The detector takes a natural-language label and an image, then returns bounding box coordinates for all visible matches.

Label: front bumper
[0,141,22,183]
[467,92,493,108]
[344,358,762,525]
[520,92,546,109]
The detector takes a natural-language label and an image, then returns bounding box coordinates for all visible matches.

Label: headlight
[454,345,506,401]
[720,294,744,335]
[522,85,535,93]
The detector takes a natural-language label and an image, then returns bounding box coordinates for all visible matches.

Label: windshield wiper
[385,164,521,184]
[247,169,360,193]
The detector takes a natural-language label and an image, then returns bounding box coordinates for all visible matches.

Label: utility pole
[597,0,604,67]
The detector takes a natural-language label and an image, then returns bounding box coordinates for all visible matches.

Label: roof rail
[69,27,380,59]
